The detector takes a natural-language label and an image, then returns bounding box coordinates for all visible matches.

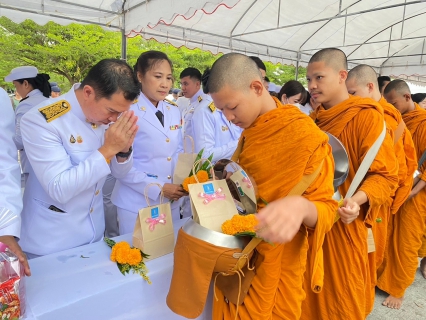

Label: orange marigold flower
[196,170,209,183]
[189,175,197,184]
[112,241,131,264]
[111,241,131,262]
[222,214,258,235]
[182,177,191,192]
[127,248,143,266]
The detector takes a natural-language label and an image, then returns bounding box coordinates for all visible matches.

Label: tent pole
[295,52,301,80]
[121,29,127,61]
[121,1,127,61]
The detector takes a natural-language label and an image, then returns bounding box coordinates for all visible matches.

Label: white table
[23,218,213,320]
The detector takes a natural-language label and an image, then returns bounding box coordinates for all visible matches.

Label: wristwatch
[116,146,133,158]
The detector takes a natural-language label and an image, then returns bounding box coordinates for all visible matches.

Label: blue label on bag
[151,207,159,219]
[241,170,248,177]
[203,183,215,195]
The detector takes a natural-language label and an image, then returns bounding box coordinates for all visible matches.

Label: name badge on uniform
[146,173,158,179]
[221,126,229,132]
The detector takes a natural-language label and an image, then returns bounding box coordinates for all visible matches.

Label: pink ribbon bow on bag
[145,213,167,231]
[242,177,252,188]
[198,187,226,205]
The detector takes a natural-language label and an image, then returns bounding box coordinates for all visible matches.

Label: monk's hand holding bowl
[338,197,360,224]
[255,196,318,244]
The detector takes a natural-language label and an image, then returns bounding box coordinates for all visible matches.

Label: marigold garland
[221,214,258,235]
[104,238,151,283]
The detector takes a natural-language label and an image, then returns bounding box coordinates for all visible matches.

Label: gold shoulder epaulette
[39,100,71,123]
[164,99,178,107]
[208,102,216,113]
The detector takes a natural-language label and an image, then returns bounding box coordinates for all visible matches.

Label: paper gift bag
[189,159,236,232]
[173,135,197,185]
[133,183,174,260]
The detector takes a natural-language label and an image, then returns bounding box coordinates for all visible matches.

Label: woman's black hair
[135,50,173,77]
[16,73,51,98]
[411,93,426,104]
[278,80,307,104]
[201,68,210,94]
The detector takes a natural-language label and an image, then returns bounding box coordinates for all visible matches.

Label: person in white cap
[5,66,51,186]
[19,59,140,257]
[0,87,31,276]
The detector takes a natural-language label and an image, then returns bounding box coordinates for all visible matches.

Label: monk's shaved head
[309,48,348,72]
[383,79,414,114]
[208,53,262,93]
[347,64,378,87]
[383,79,411,96]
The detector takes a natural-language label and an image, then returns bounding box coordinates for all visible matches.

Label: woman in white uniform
[5,66,51,184]
[112,51,186,234]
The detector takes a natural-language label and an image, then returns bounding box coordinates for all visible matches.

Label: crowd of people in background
[0,47,426,320]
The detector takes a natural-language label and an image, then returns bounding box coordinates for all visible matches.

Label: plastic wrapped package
[0,248,25,320]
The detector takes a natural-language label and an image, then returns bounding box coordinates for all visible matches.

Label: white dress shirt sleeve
[0,89,22,238]
[21,112,112,204]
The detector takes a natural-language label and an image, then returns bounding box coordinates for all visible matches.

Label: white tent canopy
[2,0,426,83]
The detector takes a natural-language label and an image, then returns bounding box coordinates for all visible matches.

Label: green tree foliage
[0,17,305,92]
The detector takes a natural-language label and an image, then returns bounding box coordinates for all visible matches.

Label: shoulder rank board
[164,99,178,107]
[208,102,216,113]
[39,100,71,123]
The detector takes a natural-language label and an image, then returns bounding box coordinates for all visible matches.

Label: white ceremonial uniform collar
[69,83,88,123]
[25,89,43,99]
[140,92,165,114]
[189,88,205,105]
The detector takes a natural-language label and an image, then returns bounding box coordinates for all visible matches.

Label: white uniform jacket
[19,84,133,256]
[0,89,22,238]
[112,93,183,213]
[182,89,211,141]
[191,100,242,163]
[13,89,48,174]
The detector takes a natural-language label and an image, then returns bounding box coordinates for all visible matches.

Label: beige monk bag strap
[335,121,387,253]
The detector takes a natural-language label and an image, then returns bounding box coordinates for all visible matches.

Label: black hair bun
[201,68,210,94]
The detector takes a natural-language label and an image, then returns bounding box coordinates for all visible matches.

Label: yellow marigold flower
[189,175,197,184]
[110,241,131,262]
[127,248,142,266]
[221,214,258,235]
[182,177,191,192]
[196,170,209,183]
[113,242,131,264]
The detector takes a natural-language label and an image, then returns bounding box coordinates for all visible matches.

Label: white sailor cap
[5,66,38,82]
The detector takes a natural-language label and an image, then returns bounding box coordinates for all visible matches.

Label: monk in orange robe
[346,65,417,271]
[377,79,426,309]
[208,53,338,319]
[301,49,398,320]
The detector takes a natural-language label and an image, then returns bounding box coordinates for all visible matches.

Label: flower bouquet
[104,238,151,284]
[181,148,214,192]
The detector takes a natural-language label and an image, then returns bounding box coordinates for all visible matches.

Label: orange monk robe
[301,96,398,320]
[372,98,417,271]
[212,98,337,320]
[377,104,426,297]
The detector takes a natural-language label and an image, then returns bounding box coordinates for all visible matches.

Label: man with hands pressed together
[301,49,398,320]
[19,59,140,257]
[209,53,337,320]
